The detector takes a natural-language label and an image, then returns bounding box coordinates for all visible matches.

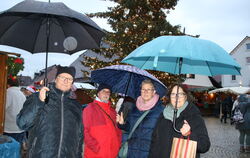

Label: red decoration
[14,58,23,64]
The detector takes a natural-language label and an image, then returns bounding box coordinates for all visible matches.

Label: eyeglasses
[141,89,154,93]
[57,75,74,83]
[170,92,186,98]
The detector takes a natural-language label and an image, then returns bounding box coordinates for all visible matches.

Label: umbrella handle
[173,109,181,133]
[173,84,181,134]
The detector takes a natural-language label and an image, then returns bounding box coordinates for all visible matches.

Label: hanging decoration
[7,56,24,81]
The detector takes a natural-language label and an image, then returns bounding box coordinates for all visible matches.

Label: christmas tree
[84,0,187,87]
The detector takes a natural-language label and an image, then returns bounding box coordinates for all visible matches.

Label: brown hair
[166,84,193,103]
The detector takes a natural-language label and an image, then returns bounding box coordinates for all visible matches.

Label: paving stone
[201,117,250,158]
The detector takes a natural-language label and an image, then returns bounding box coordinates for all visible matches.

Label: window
[247,43,250,50]
[246,57,250,64]
[232,75,236,80]
[186,74,195,79]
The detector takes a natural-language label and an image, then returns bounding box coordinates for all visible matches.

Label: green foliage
[7,56,24,80]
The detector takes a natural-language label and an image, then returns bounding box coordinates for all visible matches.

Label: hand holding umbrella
[116,112,124,125]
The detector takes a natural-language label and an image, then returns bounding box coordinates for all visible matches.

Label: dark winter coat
[148,103,210,158]
[235,95,250,130]
[17,83,83,158]
[118,100,164,158]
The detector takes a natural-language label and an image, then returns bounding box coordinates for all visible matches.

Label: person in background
[116,79,164,158]
[21,85,36,97]
[234,94,250,153]
[221,95,233,123]
[148,84,210,158]
[83,83,121,158]
[4,78,26,145]
[17,66,83,158]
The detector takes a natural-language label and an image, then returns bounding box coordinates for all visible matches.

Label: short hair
[7,78,19,87]
[141,79,155,90]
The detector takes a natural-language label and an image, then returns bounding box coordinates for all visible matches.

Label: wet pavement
[201,117,250,158]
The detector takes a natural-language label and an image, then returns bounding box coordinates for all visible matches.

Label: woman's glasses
[170,92,186,98]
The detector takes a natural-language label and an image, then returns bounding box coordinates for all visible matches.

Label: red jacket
[83,100,121,158]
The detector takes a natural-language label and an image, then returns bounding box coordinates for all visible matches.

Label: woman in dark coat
[148,84,210,158]
[116,79,164,158]
[235,94,250,153]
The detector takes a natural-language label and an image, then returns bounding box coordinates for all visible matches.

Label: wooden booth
[0,51,20,134]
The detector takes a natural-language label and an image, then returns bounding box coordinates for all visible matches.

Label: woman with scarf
[148,84,210,158]
[116,79,164,158]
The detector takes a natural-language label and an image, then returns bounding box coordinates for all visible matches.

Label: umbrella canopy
[91,65,167,99]
[0,0,105,54]
[122,35,241,133]
[122,35,241,76]
[208,87,250,95]
[0,0,105,85]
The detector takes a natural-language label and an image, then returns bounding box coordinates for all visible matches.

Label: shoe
[245,146,250,153]
[240,146,245,153]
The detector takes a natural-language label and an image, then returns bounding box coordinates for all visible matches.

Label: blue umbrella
[122,35,241,76]
[122,35,241,133]
[91,65,167,99]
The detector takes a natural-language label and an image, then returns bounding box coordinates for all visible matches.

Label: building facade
[222,36,250,87]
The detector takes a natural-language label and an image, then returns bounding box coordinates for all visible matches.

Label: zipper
[57,93,64,158]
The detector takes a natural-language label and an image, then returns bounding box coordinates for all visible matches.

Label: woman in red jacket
[83,84,122,158]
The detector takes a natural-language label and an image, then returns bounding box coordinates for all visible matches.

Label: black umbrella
[0,0,105,85]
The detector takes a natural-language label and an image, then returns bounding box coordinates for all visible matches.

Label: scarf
[163,101,189,122]
[96,96,109,103]
[136,94,159,111]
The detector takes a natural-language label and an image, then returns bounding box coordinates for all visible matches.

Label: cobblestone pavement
[201,117,250,158]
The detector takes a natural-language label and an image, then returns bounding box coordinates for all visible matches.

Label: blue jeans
[239,129,250,147]
[3,132,25,144]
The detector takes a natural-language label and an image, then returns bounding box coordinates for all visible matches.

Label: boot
[245,146,250,153]
[240,146,245,153]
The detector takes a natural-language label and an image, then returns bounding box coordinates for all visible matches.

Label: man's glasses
[57,75,73,83]
[170,92,186,98]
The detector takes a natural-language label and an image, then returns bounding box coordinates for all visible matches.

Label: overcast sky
[0,0,249,77]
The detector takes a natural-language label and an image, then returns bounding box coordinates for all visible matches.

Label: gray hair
[141,79,155,89]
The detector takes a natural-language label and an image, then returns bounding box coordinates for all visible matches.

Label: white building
[222,36,250,87]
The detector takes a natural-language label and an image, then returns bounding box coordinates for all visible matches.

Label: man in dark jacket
[17,66,83,158]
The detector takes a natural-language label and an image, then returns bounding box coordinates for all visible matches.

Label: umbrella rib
[205,61,213,76]
[56,16,99,52]
[0,14,31,39]
[174,58,179,74]
[140,56,153,69]
[31,15,45,53]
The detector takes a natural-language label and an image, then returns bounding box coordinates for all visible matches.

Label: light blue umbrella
[122,35,241,76]
[122,35,241,133]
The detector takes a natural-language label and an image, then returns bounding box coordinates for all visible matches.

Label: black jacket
[17,83,83,158]
[148,103,210,158]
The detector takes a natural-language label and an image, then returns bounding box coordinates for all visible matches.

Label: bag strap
[95,103,116,127]
[175,136,190,158]
[127,110,150,140]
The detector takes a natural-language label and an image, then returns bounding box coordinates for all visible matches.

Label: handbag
[170,136,197,158]
[118,110,150,158]
[232,106,244,124]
